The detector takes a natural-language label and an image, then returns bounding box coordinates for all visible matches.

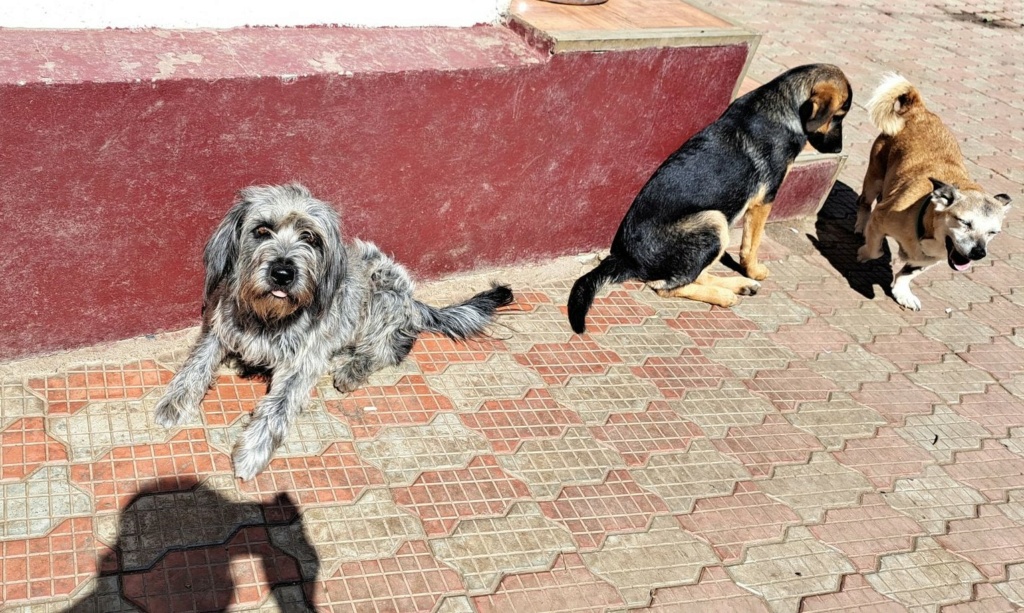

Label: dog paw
[853,213,868,236]
[738,281,761,296]
[232,442,270,481]
[332,371,362,394]
[153,395,195,428]
[856,245,882,263]
[744,263,770,281]
[893,287,922,311]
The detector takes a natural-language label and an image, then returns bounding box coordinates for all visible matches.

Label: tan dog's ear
[994,193,1012,207]
[801,82,840,133]
[929,178,959,211]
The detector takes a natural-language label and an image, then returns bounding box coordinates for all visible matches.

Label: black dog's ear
[203,197,252,309]
[994,193,1012,207]
[928,178,958,211]
[801,82,840,133]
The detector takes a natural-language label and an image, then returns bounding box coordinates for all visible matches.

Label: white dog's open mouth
[945,237,972,272]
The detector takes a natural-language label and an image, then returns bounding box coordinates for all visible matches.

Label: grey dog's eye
[300,231,320,247]
[253,225,272,238]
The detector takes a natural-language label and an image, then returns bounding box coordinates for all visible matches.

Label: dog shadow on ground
[808,180,894,298]
[66,480,319,612]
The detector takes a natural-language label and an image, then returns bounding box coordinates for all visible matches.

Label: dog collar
[916,197,930,240]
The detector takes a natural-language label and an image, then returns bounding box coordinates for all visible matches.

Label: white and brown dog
[155,184,512,480]
[855,75,1011,310]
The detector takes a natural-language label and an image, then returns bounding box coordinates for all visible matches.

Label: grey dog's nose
[269,263,295,286]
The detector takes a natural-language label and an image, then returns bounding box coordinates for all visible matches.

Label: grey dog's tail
[416,283,514,340]
[567,254,633,334]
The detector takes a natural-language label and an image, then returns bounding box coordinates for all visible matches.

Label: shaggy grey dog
[155,184,513,480]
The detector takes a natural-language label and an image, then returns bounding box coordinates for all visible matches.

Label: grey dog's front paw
[231,419,278,481]
[153,393,197,428]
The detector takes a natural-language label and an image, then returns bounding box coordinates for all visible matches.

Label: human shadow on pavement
[65,479,319,612]
[808,180,894,298]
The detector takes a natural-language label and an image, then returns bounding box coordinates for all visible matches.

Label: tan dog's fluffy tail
[867,74,924,136]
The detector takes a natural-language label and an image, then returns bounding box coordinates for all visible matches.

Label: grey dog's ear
[928,178,958,211]
[203,197,252,308]
[310,205,346,319]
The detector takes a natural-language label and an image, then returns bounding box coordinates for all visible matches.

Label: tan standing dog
[855,75,1011,310]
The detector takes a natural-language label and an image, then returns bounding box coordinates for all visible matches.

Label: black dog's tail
[416,283,514,340]
[568,254,634,334]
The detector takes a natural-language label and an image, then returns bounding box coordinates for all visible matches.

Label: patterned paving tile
[711,414,824,478]
[665,308,759,347]
[26,360,173,415]
[799,573,907,613]
[547,366,660,426]
[927,277,998,309]
[637,565,772,612]
[882,466,988,535]
[628,438,750,514]
[866,537,984,611]
[786,395,886,450]
[943,582,1019,613]
[47,395,173,463]
[514,337,623,385]
[627,283,711,320]
[537,469,669,551]
[944,440,1024,502]
[497,427,626,498]
[951,384,1024,436]
[238,441,387,521]
[269,488,425,580]
[767,317,853,359]
[907,355,996,403]
[676,480,801,564]
[68,428,231,514]
[832,427,934,489]
[809,493,925,573]
[756,453,874,523]
[0,382,46,430]
[863,328,950,372]
[0,417,67,480]
[435,594,476,613]
[391,455,531,538]
[3,576,137,613]
[851,376,943,426]
[731,290,814,332]
[472,552,625,613]
[919,313,998,352]
[196,374,266,427]
[591,318,695,365]
[581,515,719,607]
[996,563,1024,607]
[354,413,491,485]
[588,401,703,466]
[423,354,546,412]
[0,517,99,604]
[409,332,508,374]
[807,345,898,391]
[460,388,582,454]
[743,365,839,412]
[207,402,352,459]
[94,474,262,571]
[121,525,300,612]
[324,375,454,440]
[429,501,575,592]
[726,526,855,613]
[701,334,798,378]
[559,289,657,335]
[786,280,864,317]
[822,302,906,343]
[500,303,576,354]
[315,539,464,611]
[631,350,735,399]
[898,405,990,463]
[968,296,1024,336]
[0,465,91,540]
[667,380,774,437]
[957,337,1024,382]
[937,504,1024,581]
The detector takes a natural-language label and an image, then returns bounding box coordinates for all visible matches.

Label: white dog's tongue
[271,290,288,299]
[953,260,972,272]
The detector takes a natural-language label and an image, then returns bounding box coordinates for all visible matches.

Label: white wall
[0,0,512,29]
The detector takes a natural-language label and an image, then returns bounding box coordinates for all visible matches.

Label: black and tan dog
[568,64,852,333]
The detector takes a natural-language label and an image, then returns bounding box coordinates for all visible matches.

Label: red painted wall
[0,27,749,358]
